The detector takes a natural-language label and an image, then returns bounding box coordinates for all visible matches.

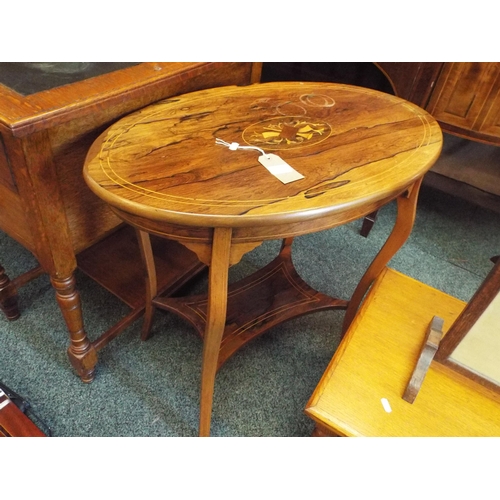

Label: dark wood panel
[0,393,45,437]
[0,134,15,191]
[375,62,443,107]
[427,63,500,131]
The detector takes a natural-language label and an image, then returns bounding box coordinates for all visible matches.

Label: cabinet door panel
[428,62,500,130]
[477,78,500,138]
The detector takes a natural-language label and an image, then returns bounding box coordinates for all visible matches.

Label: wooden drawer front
[428,62,500,131]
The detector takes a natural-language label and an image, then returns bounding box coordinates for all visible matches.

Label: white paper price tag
[215,139,304,184]
[258,153,304,184]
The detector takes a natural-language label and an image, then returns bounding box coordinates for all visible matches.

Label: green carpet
[0,184,498,437]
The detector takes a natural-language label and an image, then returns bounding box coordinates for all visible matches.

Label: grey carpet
[0,185,498,436]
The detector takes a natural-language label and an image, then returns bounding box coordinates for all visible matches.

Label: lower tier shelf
[153,244,348,369]
[77,225,206,309]
[76,225,206,351]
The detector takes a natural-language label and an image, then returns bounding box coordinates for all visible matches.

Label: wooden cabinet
[375,62,443,108]
[376,62,500,215]
[426,62,500,145]
[305,267,500,437]
[0,62,261,382]
[379,62,500,146]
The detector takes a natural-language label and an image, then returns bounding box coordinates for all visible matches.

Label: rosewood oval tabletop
[83,81,443,436]
[84,82,441,228]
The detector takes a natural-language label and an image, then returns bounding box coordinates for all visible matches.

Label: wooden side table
[0,62,260,382]
[305,267,500,437]
[83,81,442,436]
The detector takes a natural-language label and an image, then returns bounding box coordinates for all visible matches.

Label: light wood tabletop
[305,267,500,437]
[83,81,443,436]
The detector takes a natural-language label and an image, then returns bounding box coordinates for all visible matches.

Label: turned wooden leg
[199,227,232,437]
[0,264,20,321]
[342,178,423,334]
[51,274,98,383]
[136,229,158,341]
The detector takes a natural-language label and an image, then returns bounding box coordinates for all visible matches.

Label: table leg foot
[0,264,20,321]
[342,178,423,333]
[51,273,97,383]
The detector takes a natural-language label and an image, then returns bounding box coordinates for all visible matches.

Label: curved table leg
[136,229,158,341]
[51,273,97,383]
[0,264,20,321]
[199,227,232,437]
[342,178,423,334]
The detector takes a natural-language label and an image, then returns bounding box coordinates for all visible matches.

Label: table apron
[109,185,411,246]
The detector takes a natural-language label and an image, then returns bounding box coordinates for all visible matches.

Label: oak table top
[83,81,443,436]
[305,267,500,436]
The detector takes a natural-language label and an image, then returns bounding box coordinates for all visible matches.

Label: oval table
[83,81,442,436]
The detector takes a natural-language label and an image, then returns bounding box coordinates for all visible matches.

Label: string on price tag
[215,138,304,184]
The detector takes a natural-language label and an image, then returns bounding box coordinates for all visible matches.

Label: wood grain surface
[84,82,442,230]
[306,268,500,437]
